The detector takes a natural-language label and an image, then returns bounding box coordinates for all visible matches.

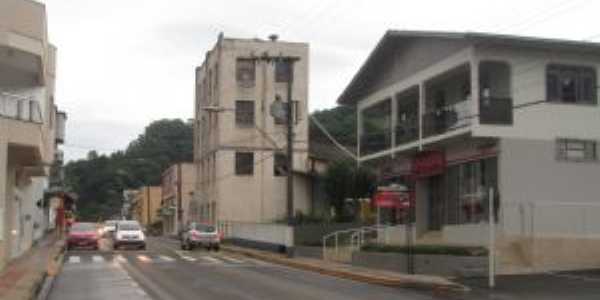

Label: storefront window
[445,157,497,225]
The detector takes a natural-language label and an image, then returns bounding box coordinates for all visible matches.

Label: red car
[67,222,100,250]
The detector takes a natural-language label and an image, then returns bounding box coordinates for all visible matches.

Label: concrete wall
[220,221,294,247]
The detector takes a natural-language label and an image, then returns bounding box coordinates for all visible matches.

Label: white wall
[474,46,600,141]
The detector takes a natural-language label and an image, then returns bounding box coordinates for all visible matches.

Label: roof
[337,30,600,105]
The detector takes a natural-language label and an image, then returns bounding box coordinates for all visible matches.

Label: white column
[0,137,8,266]
[390,95,398,158]
[418,83,425,151]
[470,52,480,126]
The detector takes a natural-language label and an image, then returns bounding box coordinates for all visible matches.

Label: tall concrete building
[193,34,311,224]
[0,0,66,269]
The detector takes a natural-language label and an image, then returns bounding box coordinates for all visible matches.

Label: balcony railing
[360,130,392,157]
[0,92,43,124]
[423,100,471,138]
[480,97,513,125]
[395,119,419,146]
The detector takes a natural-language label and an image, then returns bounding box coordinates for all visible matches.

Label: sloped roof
[337,30,600,105]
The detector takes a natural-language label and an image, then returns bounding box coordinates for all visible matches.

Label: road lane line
[92,255,104,263]
[182,255,197,262]
[68,256,80,263]
[200,256,221,264]
[159,255,175,262]
[114,254,127,263]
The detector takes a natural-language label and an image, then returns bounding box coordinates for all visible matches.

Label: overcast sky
[40,0,600,161]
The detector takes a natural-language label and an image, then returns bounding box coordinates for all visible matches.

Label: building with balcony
[0,0,66,269]
[339,30,600,271]
[193,34,312,224]
[160,163,194,235]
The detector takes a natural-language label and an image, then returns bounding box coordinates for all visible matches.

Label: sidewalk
[0,234,65,300]
[221,244,468,293]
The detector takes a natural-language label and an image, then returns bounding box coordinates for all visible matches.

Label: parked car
[180,222,221,251]
[67,222,100,250]
[113,221,146,250]
[102,220,118,237]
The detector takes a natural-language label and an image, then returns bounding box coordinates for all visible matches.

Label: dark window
[556,138,597,162]
[547,65,597,104]
[235,100,254,126]
[273,100,300,125]
[274,153,288,176]
[236,59,255,86]
[275,60,291,82]
[235,152,254,175]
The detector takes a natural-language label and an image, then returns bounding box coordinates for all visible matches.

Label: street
[48,237,439,300]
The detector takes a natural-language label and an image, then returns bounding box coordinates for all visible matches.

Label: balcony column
[470,55,480,126]
[418,83,425,151]
[390,95,398,158]
[356,104,363,161]
[0,136,7,267]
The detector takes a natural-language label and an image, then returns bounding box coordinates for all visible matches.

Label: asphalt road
[48,236,441,300]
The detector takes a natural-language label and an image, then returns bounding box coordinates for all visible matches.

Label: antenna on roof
[268,34,279,42]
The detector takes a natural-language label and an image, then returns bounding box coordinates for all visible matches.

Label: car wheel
[213,244,220,252]
[67,244,72,251]
[139,244,146,250]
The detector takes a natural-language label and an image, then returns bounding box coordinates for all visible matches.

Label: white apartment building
[0,0,65,269]
[339,30,600,271]
[193,34,311,224]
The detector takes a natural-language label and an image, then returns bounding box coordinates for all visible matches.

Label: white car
[113,221,146,250]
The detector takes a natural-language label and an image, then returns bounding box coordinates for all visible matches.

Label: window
[235,100,254,127]
[556,138,597,162]
[236,59,255,87]
[274,153,288,176]
[275,60,291,82]
[547,65,597,104]
[235,152,254,175]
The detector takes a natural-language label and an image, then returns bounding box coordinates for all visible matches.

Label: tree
[64,119,194,221]
[323,160,375,222]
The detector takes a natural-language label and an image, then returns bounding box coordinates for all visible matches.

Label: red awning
[373,191,410,209]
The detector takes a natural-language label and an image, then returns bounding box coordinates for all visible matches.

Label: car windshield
[119,223,140,231]
[71,223,95,232]
[191,223,215,232]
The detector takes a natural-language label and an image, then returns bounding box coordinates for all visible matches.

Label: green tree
[64,119,193,221]
[323,160,375,222]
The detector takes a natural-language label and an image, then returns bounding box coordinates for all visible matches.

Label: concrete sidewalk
[221,244,468,293]
[0,234,65,300]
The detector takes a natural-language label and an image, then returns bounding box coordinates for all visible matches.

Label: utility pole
[285,57,297,225]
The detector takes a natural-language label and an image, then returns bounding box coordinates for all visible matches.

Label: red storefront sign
[411,151,446,178]
[373,191,410,209]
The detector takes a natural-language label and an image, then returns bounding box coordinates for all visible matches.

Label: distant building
[159,163,195,235]
[339,30,600,271]
[0,0,66,270]
[192,34,312,224]
[131,187,162,227]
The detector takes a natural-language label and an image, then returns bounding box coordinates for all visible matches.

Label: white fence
[218,221,294,247]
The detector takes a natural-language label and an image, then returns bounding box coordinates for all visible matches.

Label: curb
[34,241,66,300]
[222,245,469,293]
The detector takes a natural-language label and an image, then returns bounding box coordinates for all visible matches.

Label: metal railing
[0,92,43,124]
[423,100,471,138]
[322,224,391,262]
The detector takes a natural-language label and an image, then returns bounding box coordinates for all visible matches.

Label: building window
[273,98,300,125]
[235,152,254,175]
[236,59,255,87]
[274,153,288,176]
[556,138,597,162]
[275,60,291,82]
[235,100,255,127]
[547,65,597,104]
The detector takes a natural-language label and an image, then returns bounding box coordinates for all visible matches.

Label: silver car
[180,222,221,251]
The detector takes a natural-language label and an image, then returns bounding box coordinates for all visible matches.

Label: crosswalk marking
[219,255,244,264]
[182,256,197,262]
[200,256,222,264]
[92,255,105,263]
[137,255,151,263]
[68,256,80,263]
[159,255,175,262]
[115,254,127,263]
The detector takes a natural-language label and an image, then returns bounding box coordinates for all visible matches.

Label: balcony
[0,92,42,123]
[423,100,471,137]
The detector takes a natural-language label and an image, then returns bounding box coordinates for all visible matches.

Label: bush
[361,243,488,256]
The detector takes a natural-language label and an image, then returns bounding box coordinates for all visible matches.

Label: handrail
[322,224,393,261]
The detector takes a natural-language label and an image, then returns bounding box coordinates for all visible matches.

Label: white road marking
[159,255,175,262]
[200,256,222,264]
[92,255,105,263]
[68,256,80,263]
[182,256,197,262]
[137,255,151,263]
[219,255,244,264]
[115,254,127,263]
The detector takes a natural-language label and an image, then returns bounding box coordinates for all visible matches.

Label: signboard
[373,191,410,208]
[411,151,446,178]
